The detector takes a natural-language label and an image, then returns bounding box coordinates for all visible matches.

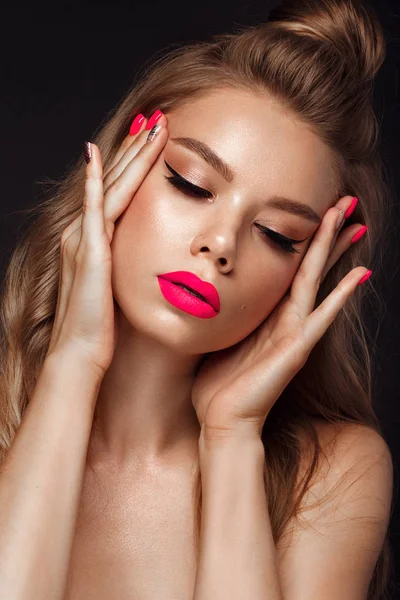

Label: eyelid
[164,160,211,194]
[164,160,309,245]
[256,224,308,245]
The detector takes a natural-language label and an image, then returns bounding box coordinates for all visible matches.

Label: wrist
[199,423,264,456]
[43,346,105,394]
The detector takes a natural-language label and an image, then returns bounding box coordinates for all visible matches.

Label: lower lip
[157,277,219,319]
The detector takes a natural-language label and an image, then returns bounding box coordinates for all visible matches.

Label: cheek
[127,179,190,247]
[111,181,175,255]
[205,257,298,352]
[235,262,293,324]
[109,175,193,305]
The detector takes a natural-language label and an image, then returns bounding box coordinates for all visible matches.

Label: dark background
[1,0,399,596]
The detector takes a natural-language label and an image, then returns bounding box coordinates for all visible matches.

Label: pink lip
[157,271,220,319]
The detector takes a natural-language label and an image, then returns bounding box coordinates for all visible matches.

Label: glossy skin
[63,88,383,600]
[88,87,343,469]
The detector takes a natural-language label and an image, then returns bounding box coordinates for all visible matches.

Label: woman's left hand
[191,196,370,441]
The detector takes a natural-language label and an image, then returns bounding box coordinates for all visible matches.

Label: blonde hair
[0,1,395,597]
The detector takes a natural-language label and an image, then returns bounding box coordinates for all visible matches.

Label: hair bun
[267,0,386,83]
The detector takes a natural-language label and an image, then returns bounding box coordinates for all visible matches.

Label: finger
[103,116,148,182]
[304,266,371,345]
[103,129,148,195]
[291,195,356,317]
[102,124,168,226]
[291,205,341,317]
[103,113,168,188]
[79,142,107,248]
[320,222,367,282]
[50,144,105,352]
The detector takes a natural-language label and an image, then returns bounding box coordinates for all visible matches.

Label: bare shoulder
[275,419,394,599]
[316,420,392,483]
[295,419,394,518]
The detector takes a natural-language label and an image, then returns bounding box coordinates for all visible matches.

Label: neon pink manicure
[351,225,367,244]
[146,109,163,130]
[344,197,358,219]
[129,114,145,135]
[358,270,372,286]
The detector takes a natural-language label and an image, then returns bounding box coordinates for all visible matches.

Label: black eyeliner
[256,224,307,246]
[164,160,181,178]
[163,160,308,254]
[163,160,212,196]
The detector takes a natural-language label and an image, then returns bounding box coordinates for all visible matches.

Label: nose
[191,220,239,274]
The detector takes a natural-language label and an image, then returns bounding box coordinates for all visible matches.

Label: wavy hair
[0,0,396,597]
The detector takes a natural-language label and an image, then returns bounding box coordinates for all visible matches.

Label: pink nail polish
[344,197,358,219]
[358,270,372,286]
[129,114,145,135]
[351,225,367,244]
[146,109,163,130]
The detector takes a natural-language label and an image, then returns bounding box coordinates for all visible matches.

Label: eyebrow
[170,136,322,224]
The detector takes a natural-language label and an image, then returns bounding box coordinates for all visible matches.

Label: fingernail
[344,196,358,219]
[129,114,145,135]
[336,209,345,229]
[146,124,162,143]
[146,109,163,130]
[351,225,368,244]
[358,270,372,286]
[83,141,91,163]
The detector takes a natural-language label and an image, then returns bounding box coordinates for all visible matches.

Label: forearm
[0,349,102,600]
[193,430,284,600]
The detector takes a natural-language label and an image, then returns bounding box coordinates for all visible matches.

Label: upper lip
[158,271,221,312]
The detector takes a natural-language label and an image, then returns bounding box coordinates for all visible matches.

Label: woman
[0,0,395,598]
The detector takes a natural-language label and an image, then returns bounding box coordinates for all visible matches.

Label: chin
[113,275,265,355]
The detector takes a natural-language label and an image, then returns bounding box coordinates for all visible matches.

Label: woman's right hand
[46,112,169,379]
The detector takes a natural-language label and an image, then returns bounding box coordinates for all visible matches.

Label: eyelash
[163,162,302,254]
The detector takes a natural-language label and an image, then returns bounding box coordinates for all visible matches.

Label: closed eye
[163,160,307,254]
[255,224,306,254]
[163,160,213,199]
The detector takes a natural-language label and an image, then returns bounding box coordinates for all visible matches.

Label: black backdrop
[1,0,399,596]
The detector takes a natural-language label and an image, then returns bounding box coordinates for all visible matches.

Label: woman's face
[110,87,338,354]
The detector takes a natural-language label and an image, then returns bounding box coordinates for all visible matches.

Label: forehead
[166,87,339,213]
